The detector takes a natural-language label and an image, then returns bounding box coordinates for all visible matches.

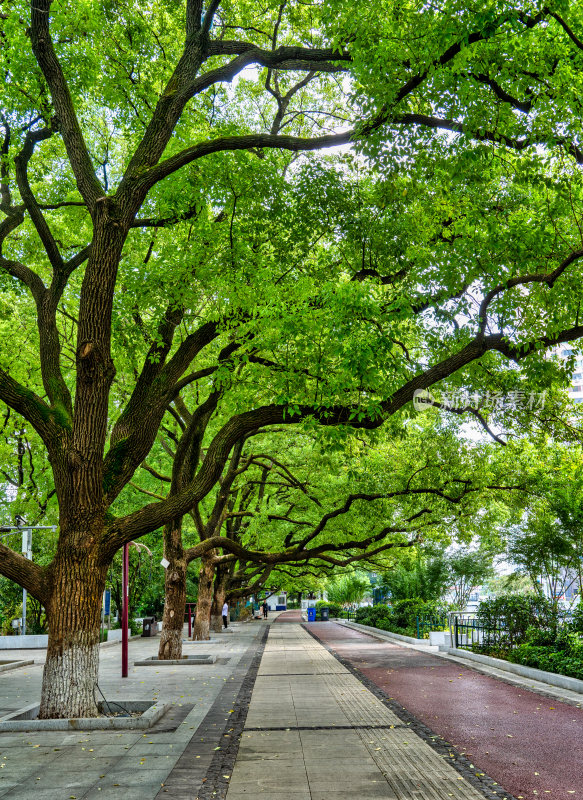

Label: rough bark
[210,566,228,632]
[158,519,187,660]
[192,553,215,640]
[38,546,107,719]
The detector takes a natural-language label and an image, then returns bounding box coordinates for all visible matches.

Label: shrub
[477,593,558,648]
[509,642,583,680]
[354,599,444,638]
[570,603,583,633]
[355,605,391,627]
[315,600,343,618]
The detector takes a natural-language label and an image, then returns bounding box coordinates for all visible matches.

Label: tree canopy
[3,0,583,718]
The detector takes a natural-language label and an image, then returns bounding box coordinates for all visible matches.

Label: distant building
[559,346,583,404]
[266,591,287,612]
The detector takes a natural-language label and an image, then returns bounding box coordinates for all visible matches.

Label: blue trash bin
[307,607,316,622]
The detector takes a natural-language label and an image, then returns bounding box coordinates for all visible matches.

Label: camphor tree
[147,407,507,654]
[3,0,583,718]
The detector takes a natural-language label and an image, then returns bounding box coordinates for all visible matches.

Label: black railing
[416,613,448,640]
[453,616,507,651]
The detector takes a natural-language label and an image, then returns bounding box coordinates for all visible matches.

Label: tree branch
[30,1,103,209]
[0,542,49,604]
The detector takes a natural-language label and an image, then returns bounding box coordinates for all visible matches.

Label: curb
[0,659,34,673]
[444,646,583,695]
[0,700,171,732]
[134,655,216,665]
[340,619,427,645]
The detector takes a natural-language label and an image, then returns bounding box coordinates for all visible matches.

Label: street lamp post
[0,523,57,635]
[20,524,32,634]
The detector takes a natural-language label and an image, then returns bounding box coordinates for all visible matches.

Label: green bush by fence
[354,599,445,638]
[470,593,583,681]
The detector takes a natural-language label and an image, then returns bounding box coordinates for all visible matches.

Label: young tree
[447,550,495,610]
[326,572,370,606]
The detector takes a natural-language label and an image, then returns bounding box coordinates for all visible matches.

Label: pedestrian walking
[262,601,268,618]
[222,601,229,629]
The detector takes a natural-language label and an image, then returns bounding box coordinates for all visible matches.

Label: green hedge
[473,594,583,681]
[507,627,583,680]
[354,599,444,638]
[509,641,583,680]
[315,600,343,619]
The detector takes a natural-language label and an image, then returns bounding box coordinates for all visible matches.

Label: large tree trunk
[39,548,108,719]
[158,519,187,660]
[192,553,214,641]
[211,567,228,632]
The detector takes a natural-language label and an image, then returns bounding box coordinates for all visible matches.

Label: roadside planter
[134,654,216,665]
[0,659,34,673]
[0,629,130,649]
[0,700,170,731]
[0,635,48,649]
[428,631,446,646]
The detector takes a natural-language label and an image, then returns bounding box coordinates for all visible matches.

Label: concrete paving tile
[231,760,306,778]
[308,778,391,792]
[53,754,121,766]
[238,739,303,751]
[305,765,385,782]
[227,794,311,799]
[84,786,165,800]
[229,773,309,791]
[310,792,397,800]
[0,767,35,778]
[116,754,180,769]
[96,766,176,786]
[126,743,180,756]
[303,755,377,768]
[29,769,105,785]
[229,779,310,793]
[236,751,303,762]
[3,788,86,800]
[237,743,304,760]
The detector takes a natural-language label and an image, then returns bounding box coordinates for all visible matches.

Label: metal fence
[415,613,448,640]
[452,615,508,651]
[451,612,574,652]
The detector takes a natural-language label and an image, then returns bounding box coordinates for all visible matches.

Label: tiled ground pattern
[226,624,503,800]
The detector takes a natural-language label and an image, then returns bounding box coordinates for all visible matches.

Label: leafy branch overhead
[2,0,583,718]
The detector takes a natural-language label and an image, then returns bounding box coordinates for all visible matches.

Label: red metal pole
[187,604,192,638]
[122,542,129,678]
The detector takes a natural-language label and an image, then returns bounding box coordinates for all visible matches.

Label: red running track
[309,622,583,800]
[274,609,303,622]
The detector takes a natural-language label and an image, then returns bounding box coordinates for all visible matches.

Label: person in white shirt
[222,601,229,629]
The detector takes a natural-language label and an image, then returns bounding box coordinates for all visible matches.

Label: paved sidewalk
[226,623,500,800]
[0,621,266,799]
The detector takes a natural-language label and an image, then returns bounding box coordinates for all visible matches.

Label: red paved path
[274,609,303,622]
[309,621,583,800]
